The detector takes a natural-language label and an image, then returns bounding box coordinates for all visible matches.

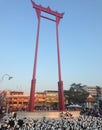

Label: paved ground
[17,111,80,119]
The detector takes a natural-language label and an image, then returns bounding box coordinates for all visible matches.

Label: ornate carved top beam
[31,0,64,18]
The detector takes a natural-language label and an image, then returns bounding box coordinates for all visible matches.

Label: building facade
[3,90,59,112]
[35,91,59,110]
[44,90,58,110]
[6,90,29,112]
[85,86,102,97]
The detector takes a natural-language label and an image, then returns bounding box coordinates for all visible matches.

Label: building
[3,90,59,112]
[44,90,58,110]
[86,94,96,108]
[6,90,29,112]
[85,86,102,97]
[34,92,46,110]
[35,91,59,110]
[85,86,102,108]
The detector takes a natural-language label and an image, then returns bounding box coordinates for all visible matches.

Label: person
[13,112,17,119]
[8,118,15,128]
[17,119,24,127]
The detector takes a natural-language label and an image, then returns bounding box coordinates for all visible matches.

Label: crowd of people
[80,107,102,117]
[0,109,102,130]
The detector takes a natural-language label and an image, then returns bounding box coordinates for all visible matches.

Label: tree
[96,86,101,108]
[96,86,101,99]
[68,83,89,105]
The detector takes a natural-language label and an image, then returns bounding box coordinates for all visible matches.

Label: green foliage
[68,83,89,104]
[96,86,101,99]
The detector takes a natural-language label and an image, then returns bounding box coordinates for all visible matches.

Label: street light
[1,74,13,81]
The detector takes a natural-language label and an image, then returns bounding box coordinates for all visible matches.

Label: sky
[0,0,102,94]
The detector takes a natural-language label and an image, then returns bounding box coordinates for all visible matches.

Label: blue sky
[0,0,102,94]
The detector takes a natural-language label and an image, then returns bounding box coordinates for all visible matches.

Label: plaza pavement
[17,111,80,119]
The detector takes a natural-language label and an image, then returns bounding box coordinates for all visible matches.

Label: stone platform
[17,111,80,119]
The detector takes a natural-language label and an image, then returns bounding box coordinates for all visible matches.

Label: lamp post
[1,74,13,81]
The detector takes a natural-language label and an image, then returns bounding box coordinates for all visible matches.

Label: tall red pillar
[29,8,41,112]
[56,16,65,111]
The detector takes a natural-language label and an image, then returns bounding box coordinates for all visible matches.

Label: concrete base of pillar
[29,79,36,112]
[58,81,65,111]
